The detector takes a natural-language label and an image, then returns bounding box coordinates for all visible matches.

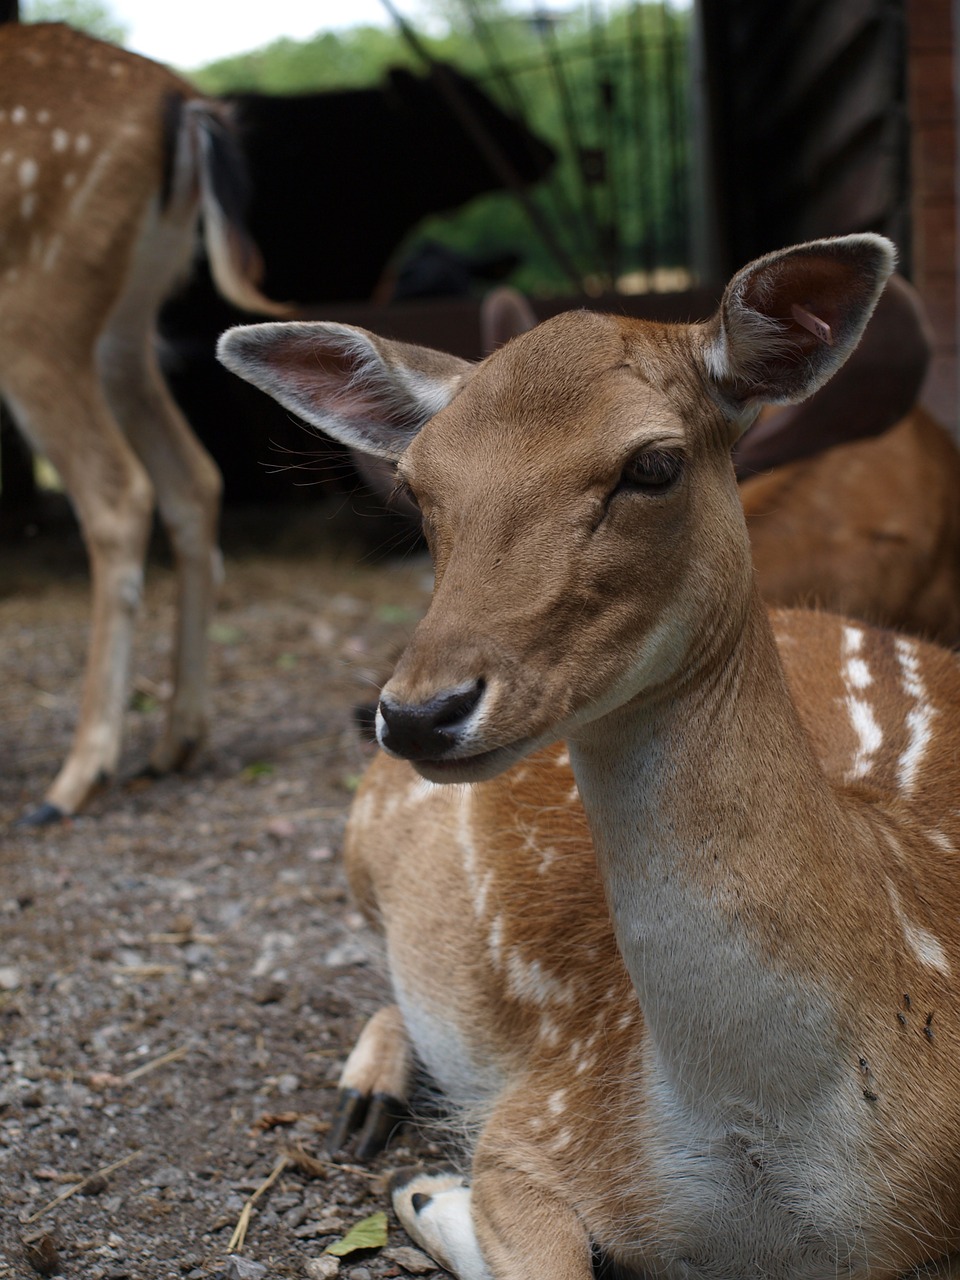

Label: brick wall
[907,0,958,431]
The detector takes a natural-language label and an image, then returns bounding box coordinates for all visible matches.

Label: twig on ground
[122,1045,189,1083]
[227,1153,290,1253]
[24,1150,144,1223]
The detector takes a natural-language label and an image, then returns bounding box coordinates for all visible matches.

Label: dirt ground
[0,498,454,1280]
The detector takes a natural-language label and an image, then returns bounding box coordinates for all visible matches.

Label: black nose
[378,679,485,760]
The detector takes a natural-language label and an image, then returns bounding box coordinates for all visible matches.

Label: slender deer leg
[329,1004,412,1157]
[99,327,221,774]
[3,364,153,821]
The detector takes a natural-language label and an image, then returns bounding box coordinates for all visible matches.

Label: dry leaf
[251,1111,300,1132]
[323,1210,388,1257]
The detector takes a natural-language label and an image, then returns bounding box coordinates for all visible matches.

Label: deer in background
[221,235,960,1279]
[0,22,285,824]
[736,273,960,645]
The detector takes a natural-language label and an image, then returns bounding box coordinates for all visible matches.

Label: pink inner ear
[274,336,416,431]
[741,256,865,353]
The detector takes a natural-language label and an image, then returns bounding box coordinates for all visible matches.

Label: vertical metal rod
[377,0,584,291]
[460,0,591,274]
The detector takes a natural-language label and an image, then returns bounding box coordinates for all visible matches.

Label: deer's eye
[617,449,684,495]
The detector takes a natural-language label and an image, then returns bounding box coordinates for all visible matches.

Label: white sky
[112,0,427,70]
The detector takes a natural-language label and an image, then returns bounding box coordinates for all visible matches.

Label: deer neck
[567,592,854,1122]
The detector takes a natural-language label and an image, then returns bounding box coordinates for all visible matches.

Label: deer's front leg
[392,1164,593,1280]
[392,1113,594,1280]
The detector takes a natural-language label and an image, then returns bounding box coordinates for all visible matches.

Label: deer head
[219,235,894,781]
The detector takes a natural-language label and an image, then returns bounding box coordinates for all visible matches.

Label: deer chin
[405,738,539,785]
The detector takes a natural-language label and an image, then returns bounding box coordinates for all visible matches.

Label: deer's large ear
[217,321,472,460]
[701,234,896,424]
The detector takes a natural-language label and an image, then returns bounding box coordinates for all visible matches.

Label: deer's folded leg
[328,1004,412,1157]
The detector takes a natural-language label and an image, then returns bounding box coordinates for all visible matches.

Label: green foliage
[192,2,693,295]
[191,26,422,95]
[20,0,128,44]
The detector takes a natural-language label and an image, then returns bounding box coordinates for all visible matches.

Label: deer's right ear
[217,321,472,460]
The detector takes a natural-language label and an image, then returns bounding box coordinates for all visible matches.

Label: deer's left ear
[701,234,896,425]
[217,321,472,461]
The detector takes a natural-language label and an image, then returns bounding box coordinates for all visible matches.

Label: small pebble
[0,965,22,991]
[304,1258,340,1279]
[23,1234,60,1277]
[382,1245,437,1274]
[224,1258,268,1280]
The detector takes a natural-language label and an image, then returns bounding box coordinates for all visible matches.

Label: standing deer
[1,23,285,823]
[220,235,960,1280]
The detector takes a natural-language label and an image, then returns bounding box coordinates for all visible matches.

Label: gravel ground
[0,500,452,1280]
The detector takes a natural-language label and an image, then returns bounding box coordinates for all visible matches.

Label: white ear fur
[703,233,897,424]
[217,321,472,461]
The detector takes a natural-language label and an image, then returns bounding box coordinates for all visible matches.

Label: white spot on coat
[11,106,27,125]
[52,128,70,153]
[18,157,38,188]
[927,828,954,854]
[841,627,882,779]
[539,1014,560,1046]
[42,235,63,272]
[505,948,577,1007]
[487,914,503,967]
[885,879,951,975]
[551,1128,572,1152]
[894,636,936,794]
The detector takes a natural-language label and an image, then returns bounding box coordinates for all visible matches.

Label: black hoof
[15,801,66,828]
[327,1087,368,1153]
[355,1092,408,1159]
[328,1088,408,1158]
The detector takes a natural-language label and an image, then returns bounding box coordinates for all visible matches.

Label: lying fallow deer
[741,407,960,645]
[220,235,960,1279]
[1,23,285,824]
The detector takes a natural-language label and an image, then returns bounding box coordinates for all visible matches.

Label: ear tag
[790,303,833,346]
